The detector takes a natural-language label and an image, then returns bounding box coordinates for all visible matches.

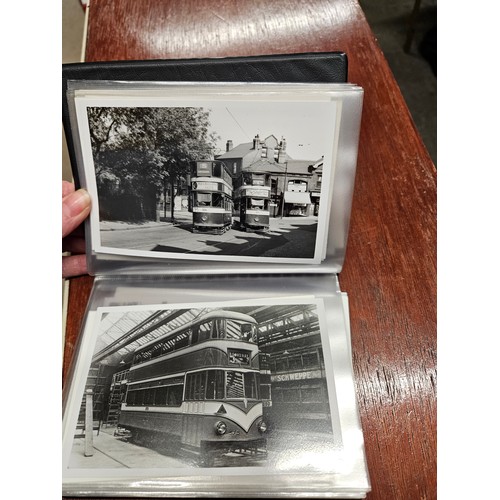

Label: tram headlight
[201,215,208,222]
[253,216,259,222]
[257,420,267,433]
[214,421,227,435]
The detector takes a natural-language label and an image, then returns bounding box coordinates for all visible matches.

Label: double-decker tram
[233,171,271,232]
[189,160,233,234]
[117,309,268,465]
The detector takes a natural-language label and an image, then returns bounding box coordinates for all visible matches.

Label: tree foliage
[87,106,218,221]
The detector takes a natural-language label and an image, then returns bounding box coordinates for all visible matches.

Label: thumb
[62,188,91,238]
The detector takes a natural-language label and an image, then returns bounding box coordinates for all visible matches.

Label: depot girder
[91,303,319,367]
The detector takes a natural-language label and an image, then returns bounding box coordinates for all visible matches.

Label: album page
[62,275,369,497]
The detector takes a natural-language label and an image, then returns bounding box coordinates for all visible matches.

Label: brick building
[216,134,323,217]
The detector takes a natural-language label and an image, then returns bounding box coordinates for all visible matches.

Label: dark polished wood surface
[63,1,436,498]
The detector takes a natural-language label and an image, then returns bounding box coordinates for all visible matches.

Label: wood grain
[64,1,436,498]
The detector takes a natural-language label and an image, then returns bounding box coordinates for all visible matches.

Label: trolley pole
[84,389,94,457]
[280,161,288,219]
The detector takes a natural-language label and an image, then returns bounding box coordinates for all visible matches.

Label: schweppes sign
[271,370,322,382]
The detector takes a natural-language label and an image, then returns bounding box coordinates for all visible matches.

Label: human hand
[62,181,91,278]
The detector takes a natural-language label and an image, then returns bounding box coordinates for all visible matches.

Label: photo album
[62,53,370,497]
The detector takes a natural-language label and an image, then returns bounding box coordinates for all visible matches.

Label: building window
[302,351,319,368]
[288,179,307,192]
[300,385,323,403]
[288,356,302,371]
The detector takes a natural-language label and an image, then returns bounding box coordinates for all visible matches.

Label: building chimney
[253,134,261,150]
[278,137,287,163]
[226,140,233,152]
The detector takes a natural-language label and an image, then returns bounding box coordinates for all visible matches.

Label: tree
[87,106,218,221]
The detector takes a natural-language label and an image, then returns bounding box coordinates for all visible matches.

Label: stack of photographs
[65,81,363,276]
[62,78,369,497]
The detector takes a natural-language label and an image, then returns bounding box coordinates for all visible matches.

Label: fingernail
[64,189,91,217]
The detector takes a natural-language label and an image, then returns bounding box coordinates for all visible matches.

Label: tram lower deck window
[195,193,211,206]
[226,371,245,398]
[185,369,259,401]
[126,384,183,407]
[194,192,226,208]
[206,370,225,400]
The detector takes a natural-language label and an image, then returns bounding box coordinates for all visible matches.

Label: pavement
[68,426,188,469]
[99,212,319,259]
[67,425,336,471]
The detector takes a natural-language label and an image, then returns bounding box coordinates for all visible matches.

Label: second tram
[116,309,268,465]
[189,160,233,234]
[233,171,271,232]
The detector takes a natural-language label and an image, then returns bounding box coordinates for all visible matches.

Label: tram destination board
[62,293,369,497]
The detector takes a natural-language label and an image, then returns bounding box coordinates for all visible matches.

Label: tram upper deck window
[212,162,222,177]
[242,322,256,341]
[225,320,256,341]
[190,318,256,343]
[252,174,265,186]
[175,332,189,349]
[211,318,225,339]
[134,350,152,364]
[197,322,211,342]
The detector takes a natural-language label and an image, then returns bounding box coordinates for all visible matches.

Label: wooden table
[63,0,436,498]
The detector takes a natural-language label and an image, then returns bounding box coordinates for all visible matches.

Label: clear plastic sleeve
[62,274,370,497]
[62,78,369,497]
[65,81,363,276]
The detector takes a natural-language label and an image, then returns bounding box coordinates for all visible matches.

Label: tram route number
[228,349,250,365]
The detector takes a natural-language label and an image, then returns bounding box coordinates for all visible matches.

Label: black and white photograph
[73,85,341,264]
[62,298,344,478]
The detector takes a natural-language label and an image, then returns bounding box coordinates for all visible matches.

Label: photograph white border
[62,296,345,483]
[72,84,344,265]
